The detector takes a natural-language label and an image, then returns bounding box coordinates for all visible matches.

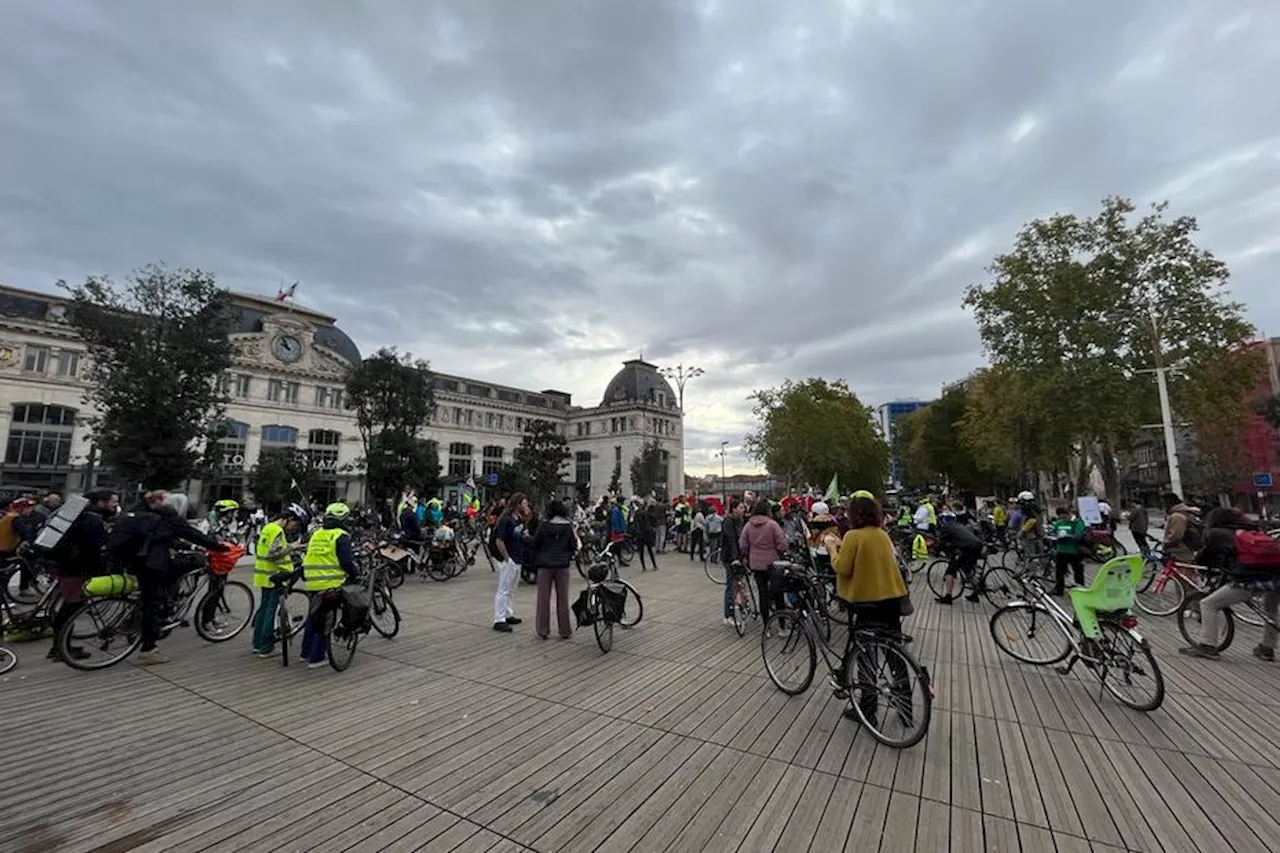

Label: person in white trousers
[492,492,530,633]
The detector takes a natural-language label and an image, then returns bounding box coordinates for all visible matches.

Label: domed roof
[601,359,678,409]
[229,303,361,365]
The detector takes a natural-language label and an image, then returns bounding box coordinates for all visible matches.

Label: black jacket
[722,514,743,565]
[108,507,220,574]
[526,517,576,569]
[55,508,111,578]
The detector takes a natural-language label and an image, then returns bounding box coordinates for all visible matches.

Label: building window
[515,417,525,433]
[55,350,79,377]
[261,425,298,445]
[307,429,341,471]
[267,379,300,404]
[224,374,252,397]
[575,451,592,485]
[5,404,76,468]
[214,420,249,470]
[315,387,343,409]
[614,445,622,465]
[448,442,473,477]
[482,445,504,476]
[658,450,670,483]
[22,346,49,374]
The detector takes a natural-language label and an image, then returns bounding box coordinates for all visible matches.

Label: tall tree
[61,264,235,489]
[511,419,570,507]
[745,378,890,491]
[964,197,1259,500]
[344,348,437,505]
[898,383,997,494]
[629,439,664,498]
[607,462,622,496]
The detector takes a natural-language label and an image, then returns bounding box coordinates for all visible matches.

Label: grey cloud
[2,0,1278,472]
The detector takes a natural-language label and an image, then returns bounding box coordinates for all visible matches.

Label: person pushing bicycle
[299,503,358,668]
[934,510,984,604]
[250,503,309,657]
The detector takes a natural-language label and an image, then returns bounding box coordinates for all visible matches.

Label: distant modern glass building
[877,400,929,489]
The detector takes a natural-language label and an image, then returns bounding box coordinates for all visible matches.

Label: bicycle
[367,557,401,640]
[1176,578,1280,653]
[729,561,760,637]
[760,560,933,749]
[56,544,254,671]
[322,583,372,672]
[980,550,1056,609]
[585,552,642,628]
[0,559,64,645]
[0,643,15,674]
[574,562,629,653]
[989,554,1164,712]
[926,545,1001,603]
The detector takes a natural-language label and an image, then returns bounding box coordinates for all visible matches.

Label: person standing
[492,493,529,633]
[1049,505,1087,595]
[689,503,707,562]
[721,499,746,625]
[299,503,357,668]
[45,489,118,661]
[527,500,578,640]
[1124,499,1150,558]
[635,501,658,571]
[250,503,308,657]
[739,500,788,627]
[706,504,724,560]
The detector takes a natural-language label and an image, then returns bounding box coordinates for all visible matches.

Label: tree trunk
[1098,437,1121,504]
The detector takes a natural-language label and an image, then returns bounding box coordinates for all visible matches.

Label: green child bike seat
[1069,553,1143,639]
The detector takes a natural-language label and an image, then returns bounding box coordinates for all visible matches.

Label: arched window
[5,403,76,468]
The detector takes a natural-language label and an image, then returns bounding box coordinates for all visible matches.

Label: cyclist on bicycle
[300,502,358,668]
[935,510,984,604]
[250,503,309,657]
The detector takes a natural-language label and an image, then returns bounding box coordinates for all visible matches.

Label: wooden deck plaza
[4,547,1280,852]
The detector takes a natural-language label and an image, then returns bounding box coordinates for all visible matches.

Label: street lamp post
[660,362,704,412]
[719,441,728,508]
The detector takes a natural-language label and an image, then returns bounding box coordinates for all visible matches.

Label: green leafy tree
[344,348,437,505]
[744,378,890,491]
[511,419,570,508]
[897,383,998,494]
[246,448,321,510]
[964,197,1259,500]
[61,264,235,489]
[629,439,665,499]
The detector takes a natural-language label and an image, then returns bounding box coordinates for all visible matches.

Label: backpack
[1235,530,1280,571]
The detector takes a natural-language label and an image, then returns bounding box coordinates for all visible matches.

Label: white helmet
[1017,490,1035,502]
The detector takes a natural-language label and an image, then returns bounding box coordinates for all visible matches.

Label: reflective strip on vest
[302,528,347,591]
[253,522,293,588]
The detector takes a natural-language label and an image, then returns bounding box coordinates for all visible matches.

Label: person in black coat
[45,489,119,661]
[525,500,579,640]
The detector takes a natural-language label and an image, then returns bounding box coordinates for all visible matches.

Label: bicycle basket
[572,589,596,626]
[586,563,610,583]
[206,544,246,576]
[598,581,628,622]
[339,584,371,627]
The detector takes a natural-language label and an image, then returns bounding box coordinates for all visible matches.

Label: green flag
[824,474,839,502]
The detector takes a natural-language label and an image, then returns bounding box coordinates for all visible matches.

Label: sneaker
[722,617,735,626]
[935,595,954,605]
[493,622,513,633]
[252,650,273,658]
[136,649,170,666]
[505,617,522,625]
[1253,645,1275,662]
[1177,644,1220,659]
[307,660,327,669]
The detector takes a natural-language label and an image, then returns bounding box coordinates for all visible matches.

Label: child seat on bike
[1069,553,1143,639]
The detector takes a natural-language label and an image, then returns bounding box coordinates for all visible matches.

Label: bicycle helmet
[850,489,874,500]
[1017,490,1035,502]
[282,502,310,525]
[213,499,239,513]
[939,510,956,522]
[324,502,351,522]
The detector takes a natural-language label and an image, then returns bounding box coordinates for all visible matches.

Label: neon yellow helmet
[214,499,239,512]
[851,490,874,500]
[324,502,351,522]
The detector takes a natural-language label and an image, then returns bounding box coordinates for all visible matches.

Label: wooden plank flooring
[3,541,1279,851]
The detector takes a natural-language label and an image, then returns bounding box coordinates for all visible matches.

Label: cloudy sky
[2,1,1278,475]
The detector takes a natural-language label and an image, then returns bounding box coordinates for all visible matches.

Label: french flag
[275,282,298,303]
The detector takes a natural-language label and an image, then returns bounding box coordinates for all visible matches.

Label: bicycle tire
[594,611,613,653]
[616,540,634,566]
[925,559,955,599]
[278,601,293,668]
[58,597,142,671]
[1096,622,1164,712]
[980,565,1021,608]
[1176,592,1234,653]
[194,581,255,643]
[705,561,726,585]
[426,562,453,582]
[616,579,643,628]
[326,610,360,671]
[1135,570,1186,617]
[1234,593,1268,628]
[371,586,400,639]
[0,645,15,675]
[989,603,1073,666]
[761,610,815,695]
[1136,557,1160,593]
[384,561,405,590]
[844,636,933,748]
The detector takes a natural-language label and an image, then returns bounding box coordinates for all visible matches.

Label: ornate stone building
[0,284,683,505]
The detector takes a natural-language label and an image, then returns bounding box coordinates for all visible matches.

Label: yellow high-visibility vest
[253,521,294,588]
[302,528,348,591]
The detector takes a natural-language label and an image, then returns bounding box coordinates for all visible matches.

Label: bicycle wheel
[1135,569,1184,617]
[1234,593,1267,628]
[1176,592,1234,652]
[615,580,643,628]
[0,645,15,675]
[925,560,954,599]
[426,560,453,582]
[980,565,1021,608]
[844,635,933,748]
[616,540,634,566]
[194,581,254,642]
[384,560,405,590]
[990,603,1073,665]
[731,576,751,637]
[594,613,613,652]
[1096,622,1164,712]
[705,561,726,585]
[326,609,361,671]
[277,602,293,668]
[371,585,400,639]
[58,597,142,671]
[761,610,815,695]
